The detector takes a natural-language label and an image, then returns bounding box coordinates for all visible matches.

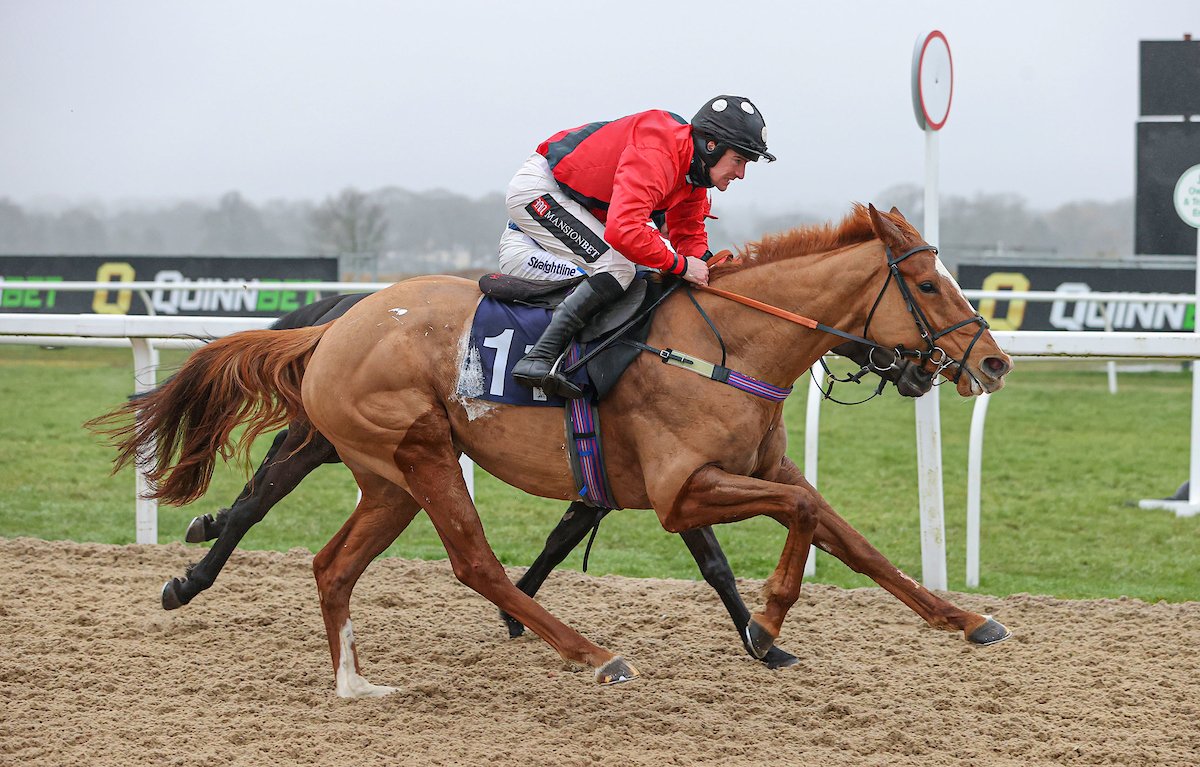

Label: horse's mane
[712,203,919,279]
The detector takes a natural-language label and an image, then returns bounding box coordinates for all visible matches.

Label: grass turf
[0,345,1195,602]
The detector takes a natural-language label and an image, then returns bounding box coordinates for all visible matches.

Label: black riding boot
[512,272,625,399]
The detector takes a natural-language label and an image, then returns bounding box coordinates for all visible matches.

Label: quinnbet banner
[0,256,338,316]
[958,263,1194,332]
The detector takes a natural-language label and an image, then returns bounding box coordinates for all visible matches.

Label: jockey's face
[708,144,752,192]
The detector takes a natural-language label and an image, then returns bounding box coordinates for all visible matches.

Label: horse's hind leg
[500,501,606,638]
[399,412,635,684]
[183,429,296,543]
[679,527,800,669]
[775,457,1011,645]
[502,504,800,669]
[313,473,420,698]
[162,424,337,610]
[185,425,342,543]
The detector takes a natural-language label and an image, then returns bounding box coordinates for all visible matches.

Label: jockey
[498,95,775,399]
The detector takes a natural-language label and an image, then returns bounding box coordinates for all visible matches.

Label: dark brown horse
[93,205,1012,697]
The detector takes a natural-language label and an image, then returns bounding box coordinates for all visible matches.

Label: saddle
[477,272,650,342]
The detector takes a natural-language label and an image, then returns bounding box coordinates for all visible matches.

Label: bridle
[861,244,990,385]
[696,243,991,389]
[562,242,991,402]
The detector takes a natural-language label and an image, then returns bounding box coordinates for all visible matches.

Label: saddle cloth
[457,274,663,406]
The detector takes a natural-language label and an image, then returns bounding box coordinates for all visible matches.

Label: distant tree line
[863,185,1134,267]
[0,184,1133,276]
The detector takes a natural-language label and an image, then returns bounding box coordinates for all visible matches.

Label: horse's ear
[867,203,905,248]
[889,206,904,218]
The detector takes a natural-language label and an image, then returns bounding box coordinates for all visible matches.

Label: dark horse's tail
[87,325,330,507]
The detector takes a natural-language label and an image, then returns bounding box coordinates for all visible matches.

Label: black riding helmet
[689,95,776,187]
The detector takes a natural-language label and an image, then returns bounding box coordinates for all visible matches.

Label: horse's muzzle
[961,353,1012,395]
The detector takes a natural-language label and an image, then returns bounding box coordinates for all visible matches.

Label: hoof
[967,616,1012,645]
[161,578,186,610]
[499,609,526,638]
[744,619,777,660]
[594,657,639,685]
[762,646,800,670]
[184,514,213,543]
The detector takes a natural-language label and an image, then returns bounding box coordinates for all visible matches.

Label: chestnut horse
[170,333,930,673]
[93,204,1012,697]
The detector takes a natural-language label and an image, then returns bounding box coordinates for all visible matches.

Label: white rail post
[965,392,991,588]
[130,338,160,544]
[804,373,822,577]
[1103,303,1118,395]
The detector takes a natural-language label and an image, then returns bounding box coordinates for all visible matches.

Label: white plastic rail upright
[804,374,822,577]
[131,337,160,544]
[965,392,991,588]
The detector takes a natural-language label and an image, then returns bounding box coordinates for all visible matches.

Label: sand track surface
[1,537,1197,766]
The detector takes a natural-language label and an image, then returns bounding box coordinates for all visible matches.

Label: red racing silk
[538,110,709,275]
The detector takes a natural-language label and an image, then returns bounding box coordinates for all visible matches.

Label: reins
[809,356,892,406]
[564,240,990,404]
[691,249,900,404]
[697,244,990,391]
[695,281,891,350]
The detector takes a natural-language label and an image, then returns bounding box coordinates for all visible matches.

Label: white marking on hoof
[334,620,396,699]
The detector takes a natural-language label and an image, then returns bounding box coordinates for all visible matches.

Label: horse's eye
[918,281,937,294]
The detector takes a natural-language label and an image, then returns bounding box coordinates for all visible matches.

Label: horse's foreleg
[400,413,635,685]
[679,527,800,669]
[663,464,818,660]
[774,458,1010,645]
[162,425,337,610]
[501,501,607,638]
[313,475,420,699]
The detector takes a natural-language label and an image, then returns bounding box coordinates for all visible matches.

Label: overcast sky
[1,1,1194,216]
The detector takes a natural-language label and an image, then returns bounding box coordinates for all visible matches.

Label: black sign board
[1140,40,1200,117]
[958,263,1193,332]
[1135,122,1200,256]
[0,255,338,316]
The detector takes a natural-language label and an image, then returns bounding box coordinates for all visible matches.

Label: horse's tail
[86,324,330,506]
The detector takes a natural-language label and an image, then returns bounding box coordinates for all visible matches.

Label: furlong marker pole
[915,128,948,590]
[911,30,953,589]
